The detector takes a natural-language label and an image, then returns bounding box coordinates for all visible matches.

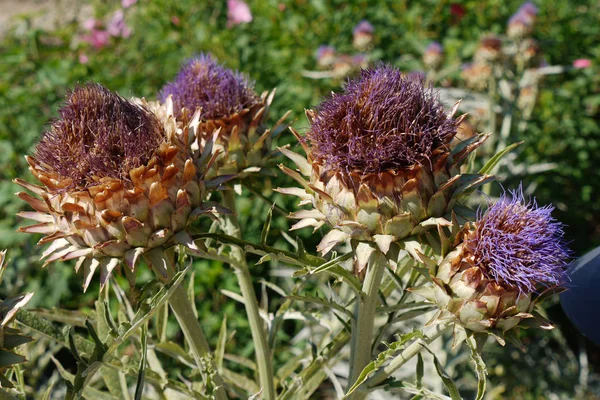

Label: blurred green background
[0,0,598,398]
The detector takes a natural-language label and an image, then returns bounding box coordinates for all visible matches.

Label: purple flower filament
[469,187,570,294]
[307,65,458,174]
[159,54,259,120]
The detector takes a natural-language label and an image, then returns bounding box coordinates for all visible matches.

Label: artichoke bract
[15,84,228,291]
[278,66,490,267]
[159,54,287,177]
[414,188,570,337]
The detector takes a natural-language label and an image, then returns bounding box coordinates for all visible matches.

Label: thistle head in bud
[475,35,503,62]
[423,41,444,69]
[507,3,538,38]
[316,45,336,68]
[35,83,164,191]
[159,54,260,120]
[352,20,374,50]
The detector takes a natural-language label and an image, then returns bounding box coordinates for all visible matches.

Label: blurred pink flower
[171,16,181,26]
[81,29,110,49]
[78,53,89,64]
[227,0,252,27]
[82,18,101,31]
[108,10,132,38]
[122,0,137,8]
[573,59,592,69]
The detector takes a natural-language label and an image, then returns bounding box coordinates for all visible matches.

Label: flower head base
[307,66,457,174]
[35,84,163,191]
[475,36,503,62]
[461,63,491,91]
[413,188,569,335]
[16,84,229,291]
[159,55,285,176]
[159,55,260,121]
[278,65,491,265]
[467,188,569,293]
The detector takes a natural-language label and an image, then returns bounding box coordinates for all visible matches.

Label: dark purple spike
[158,54,260,120]
[306,65,458,174]
[35,83,164,190]
[469,186,571,294]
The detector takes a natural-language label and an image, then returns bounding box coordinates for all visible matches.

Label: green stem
[221,190,276,400]
[147,251,228,400]
[347,250,388,400]
[364,322,452,390]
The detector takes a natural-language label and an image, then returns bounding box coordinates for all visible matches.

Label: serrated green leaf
[134,325,147,400]
[287,294,353,319]
[154,341,195,368]
[215,316,227,372]
[345,330,424,397]
[479,141,522,175]
[466,333,487,400]
[423,347,462,400]
[261,203,275,245]
[416,353,424,389]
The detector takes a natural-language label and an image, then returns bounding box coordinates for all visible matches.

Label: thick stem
[347,250,388,400]
[221,190,276,400]
[364,322,452,390]
[147,250,228,400]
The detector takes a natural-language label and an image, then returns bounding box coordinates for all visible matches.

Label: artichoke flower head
[278,65,490,273]
[159,54,287,177]
[16,83,228,291]
[413,188,570,341]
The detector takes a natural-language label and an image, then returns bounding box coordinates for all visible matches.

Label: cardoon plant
[15,83,229,399]
[160,54,289,400]
[279,65,493,398]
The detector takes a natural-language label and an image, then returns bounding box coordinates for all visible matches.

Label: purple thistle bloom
[469,187,570,294]
[307,65,458,173]
[35,83,164,190]
[353,20,374,35]
[425,41,443,55]
[315,45,335,60]
[159,54,260,120]
[519,1,538,17]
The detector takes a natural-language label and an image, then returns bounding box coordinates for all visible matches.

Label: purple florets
[159,54,260,120]
[469,187,570,294]
[425,41,443,55]
[35,83,164,190]
[353,20,374,35]
[307,65,458,173]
